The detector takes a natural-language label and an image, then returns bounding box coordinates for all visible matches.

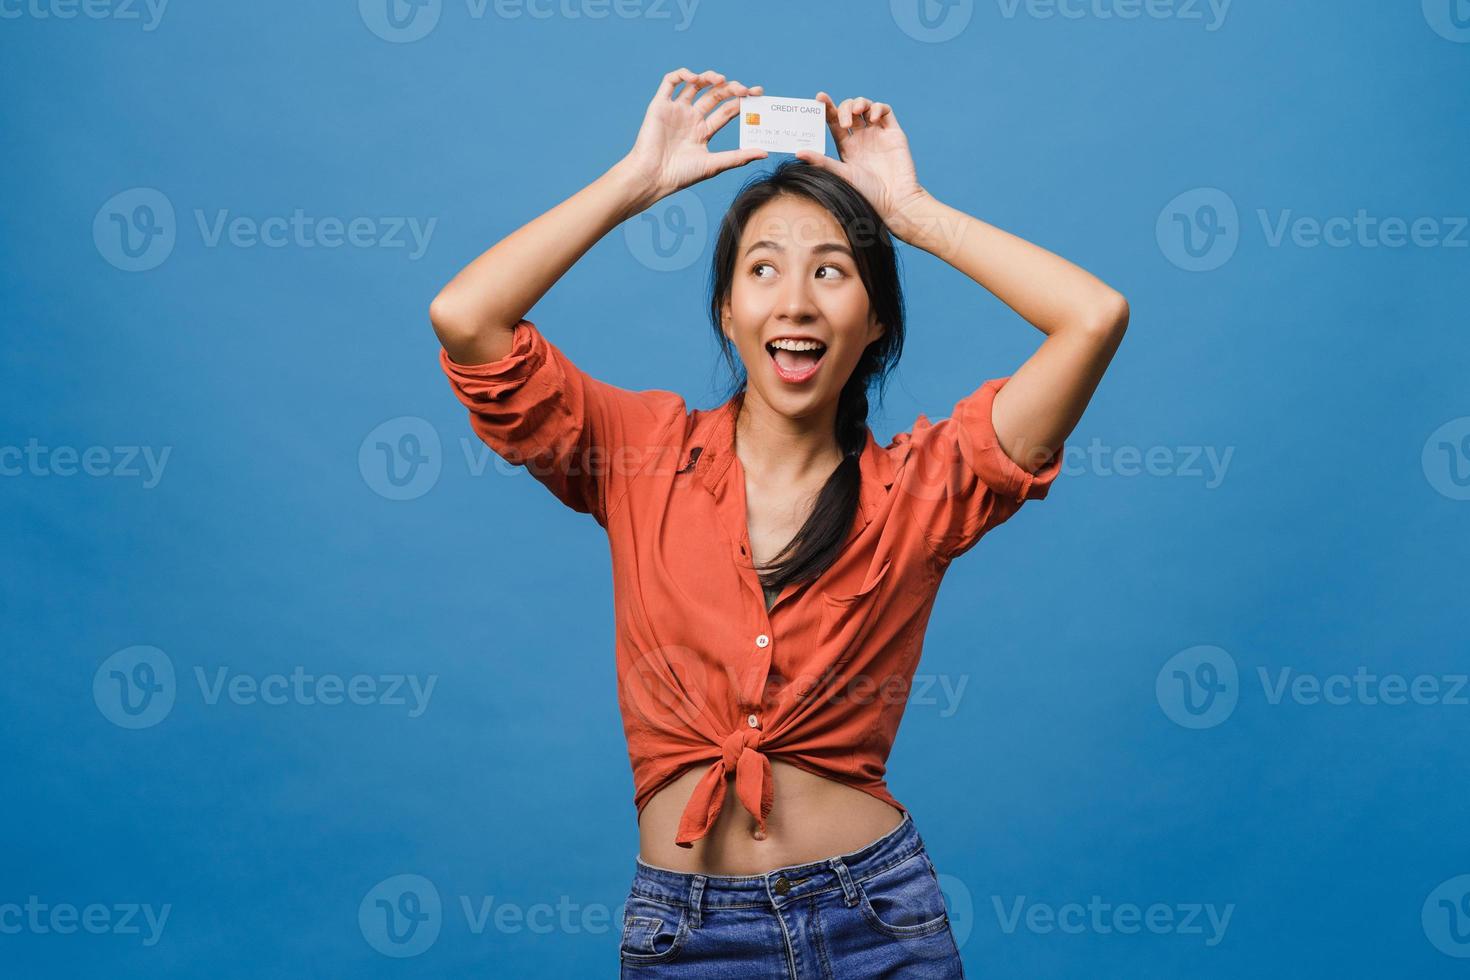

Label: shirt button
[747,713,759,728]
[755,634,770,648]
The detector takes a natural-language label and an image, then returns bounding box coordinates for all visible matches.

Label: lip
[766,340,827,385]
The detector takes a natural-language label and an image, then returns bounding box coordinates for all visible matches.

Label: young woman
[431,67,1126,978]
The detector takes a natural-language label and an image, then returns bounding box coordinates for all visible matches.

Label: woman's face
[721,194,884,421]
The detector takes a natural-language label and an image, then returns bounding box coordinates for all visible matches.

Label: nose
[776,273,818,323]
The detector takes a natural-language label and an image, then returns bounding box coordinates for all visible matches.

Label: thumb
[795,149,847,178]
[706,147,769,176]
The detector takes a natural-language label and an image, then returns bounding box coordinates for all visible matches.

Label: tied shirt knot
[674,726,774,847]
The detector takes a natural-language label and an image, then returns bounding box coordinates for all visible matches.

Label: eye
[751,261,775,279]
[815,263,846,279]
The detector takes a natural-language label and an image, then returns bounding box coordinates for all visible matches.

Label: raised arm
[429,68,771,366]
[797,93,1128,475]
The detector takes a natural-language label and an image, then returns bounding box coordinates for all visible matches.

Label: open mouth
[765,338,828,383]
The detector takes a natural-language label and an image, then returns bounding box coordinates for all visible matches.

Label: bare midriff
[637,759,905,875]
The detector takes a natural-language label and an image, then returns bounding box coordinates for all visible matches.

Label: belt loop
[830,858,860,907]
[688,874,707,929]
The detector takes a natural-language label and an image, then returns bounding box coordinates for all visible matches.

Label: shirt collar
[697,390,896,528]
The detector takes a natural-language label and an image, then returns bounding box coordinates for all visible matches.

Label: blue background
[3,0,1468,976]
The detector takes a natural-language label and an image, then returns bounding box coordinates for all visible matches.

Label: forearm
[890,194,1126,337]
[430,157,659,364]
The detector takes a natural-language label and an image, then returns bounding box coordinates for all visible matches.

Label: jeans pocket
[855,851,952,940]
[619,893,689,965]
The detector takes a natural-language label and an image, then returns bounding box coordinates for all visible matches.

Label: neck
[731,387,846,483]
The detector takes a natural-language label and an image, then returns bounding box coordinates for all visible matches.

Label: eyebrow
[743,240,855,259]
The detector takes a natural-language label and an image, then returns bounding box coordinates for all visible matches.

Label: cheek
[730,287,772,321]
[818,290,871,334]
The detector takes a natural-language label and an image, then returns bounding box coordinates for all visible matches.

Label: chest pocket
[818,558,893,658]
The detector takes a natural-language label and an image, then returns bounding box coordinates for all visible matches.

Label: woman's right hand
[620,68,769,202]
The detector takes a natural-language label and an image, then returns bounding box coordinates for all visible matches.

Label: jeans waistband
[630,811,926,918]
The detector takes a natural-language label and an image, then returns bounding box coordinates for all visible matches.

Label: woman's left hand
[795,94,930,239]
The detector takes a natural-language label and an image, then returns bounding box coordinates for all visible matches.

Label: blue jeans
[619,811,966,977]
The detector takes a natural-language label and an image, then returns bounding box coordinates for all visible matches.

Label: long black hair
[707,158,906,594]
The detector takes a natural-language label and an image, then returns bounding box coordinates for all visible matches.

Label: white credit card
[738,96,828,155]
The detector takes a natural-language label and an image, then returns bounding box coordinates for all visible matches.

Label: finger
[656,67,695,101]
[815,91,846,140]
[867,101,892,125]
[692,79,750,116]
[706,147,769,176]
[837,98,853,130]
[795,148,850,180]
[703,97,747,138]
[678,69,724,103]
[849,98,873,127]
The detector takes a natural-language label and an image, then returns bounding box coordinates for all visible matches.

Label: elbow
[429,289,478,350]
[1082,290,1129,340]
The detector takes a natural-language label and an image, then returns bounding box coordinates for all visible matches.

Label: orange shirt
[439,319,1062,848]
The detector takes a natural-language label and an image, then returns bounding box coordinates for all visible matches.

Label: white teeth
[767,338,826,352]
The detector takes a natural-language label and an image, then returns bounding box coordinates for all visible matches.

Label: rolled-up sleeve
[438,319,683,526]
[896,375,1063,563]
